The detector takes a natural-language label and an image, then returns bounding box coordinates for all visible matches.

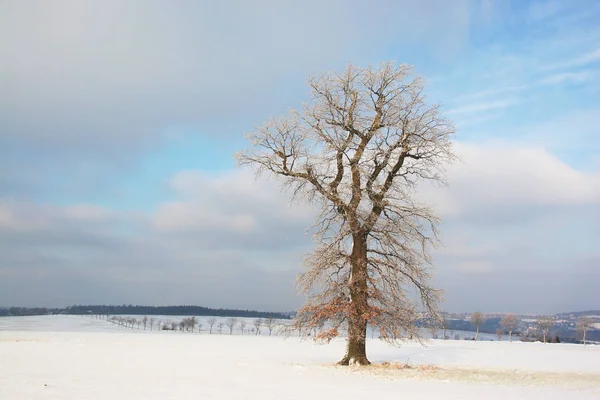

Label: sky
[1,0,598,314]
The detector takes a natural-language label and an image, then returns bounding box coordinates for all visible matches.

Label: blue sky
[1,0,598,313]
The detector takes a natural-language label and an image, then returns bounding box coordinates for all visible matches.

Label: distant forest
[0,305,290,319]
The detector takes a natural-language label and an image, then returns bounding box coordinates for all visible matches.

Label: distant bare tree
[496,328,503,341]
[537,317,554,343]
[178,317,198,332]
[237,61,454,365]
[441,315,448,340]
[149,318,155,331]
[264,317,277,336]
[207,317,217,334]
[197,322,203,334]
[471,312,485,341]
[500,314,519,342]
[576,317,592,345]
[226,318,237,335]
[142,316,148,330]
[253,318,263,335]
[428,320,439,340]
[239,320,247,335]
[170,321,178,331]
[217,321,225,334]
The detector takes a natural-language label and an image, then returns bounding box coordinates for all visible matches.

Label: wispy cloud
[527,0,569,22]
[453,84,532,102]
[445,99,517,115]
[539,70,596,85]
[541,47,600,72]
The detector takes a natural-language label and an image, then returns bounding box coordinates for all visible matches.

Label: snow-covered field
[1,316,598,399]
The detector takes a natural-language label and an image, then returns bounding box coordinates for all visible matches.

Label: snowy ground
[1,316,599,399]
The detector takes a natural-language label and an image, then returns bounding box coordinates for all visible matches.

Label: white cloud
[421,142,600,219]
[163,168,317,230]
[153,202,257,234]
[0,200,51,232]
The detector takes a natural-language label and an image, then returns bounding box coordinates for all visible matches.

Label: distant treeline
[555,310,600,318]
[0,305,290,319]
[445,316,600,342]
[0,307,62,317]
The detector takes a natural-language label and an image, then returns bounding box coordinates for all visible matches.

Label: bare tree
[179,317,198,332]
[207,317,217,334]
[197,322,203,334]
[441,315,448,340]
[225,318,237,335]
[471,312,485,341]
[264,317,277,336]
[217,321,225,334]
[428,320,439,340]
[496,328,503,341]
[142,316,148,330]
[537,317,554,343]
[237,62,454,365]
[239,320,247,335]
[576,317,592,345]
[500,314,519,342]
[253,318,263,335]
[149,318,155,331]
[369,323,377,339]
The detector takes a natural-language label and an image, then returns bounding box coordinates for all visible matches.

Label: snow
[1,316,599,399]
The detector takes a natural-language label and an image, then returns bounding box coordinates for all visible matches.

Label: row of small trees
[106,315,282,336]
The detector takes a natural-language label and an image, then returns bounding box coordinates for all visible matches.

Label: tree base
[337,355,371,366]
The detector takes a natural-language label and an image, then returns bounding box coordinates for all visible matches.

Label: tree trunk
[475,326,479,341]
[509,331,512,342]
[338,231,370,366]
